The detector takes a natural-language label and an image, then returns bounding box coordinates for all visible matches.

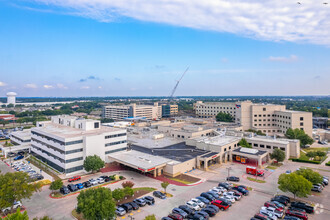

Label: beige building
[102,103,162,120]
[194,101,312,137]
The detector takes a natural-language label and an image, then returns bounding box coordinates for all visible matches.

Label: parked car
[2,201,22,214]
[264,201,283,212]
[211,200,230,211]
[206,204,219,213]
[88,179,98,186]
[190,198,206,208]
[259,209,278,220]
[196,196,211,205]
[288,206,306,213]
[75,183,84,190]
[168,213,183,220]
[128,202,139,210]
[67,184,78,192]
[143,196,155,205]
[133,198,147,207]
[60,186,70,195]
[201,207,216,217]
[161,218,173,220]
[271,197,288,206]
[178,205,195,215]
[271,200,285,209]
[195,210,209,219]
[226,176,240,182]
[187,214,204,220]
[254,213,270,220]
[260,206,283,218]
[290,202,314,214]
[283,216,300,220]
[68,176,81,182]
[285,209,308,220]
[83,181,91,188]
[186,201,201,211]
[220,195,235,203]
[97,177,105,184]
[224,191,241,200]
[209,188,222,195]
[200,192,215,202]
[312,184,322,192]
[218,182,231,190]
[115,207,126,216]
[218,197,232,206]
[153,191,166,199]
[276,195,290,203]
[215,186,227,193]
[14,155,24,161]
[120,203,133,213]
[100,175,111,182]
[172,208,188,218]
[206,191,219,199]
[285,170,292,174]
[232,186,249,196]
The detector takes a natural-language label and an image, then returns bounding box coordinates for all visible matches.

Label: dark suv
[121,203,133,213]
[67,184,78,192]
[291,202,314,214]
[143,196,155,205]
[60,186,70,194]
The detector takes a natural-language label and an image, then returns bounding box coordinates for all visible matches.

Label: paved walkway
[321,153,330,166]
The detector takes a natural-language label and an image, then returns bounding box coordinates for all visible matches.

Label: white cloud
[268,55,298,62]
[98,86,102,89]
[56,83,68,89]
[43,85,54,89]
[24,83,38,89]
[28,0,330,45]
[0,81,6,87]
[81,86,90,89]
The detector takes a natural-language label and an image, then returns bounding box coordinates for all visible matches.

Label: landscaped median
[49,179,122,199]
[247,177,266,183]
[291,147,329,165]
[326,161,330,166]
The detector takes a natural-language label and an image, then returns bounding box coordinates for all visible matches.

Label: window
[260,145,265,148]
[266,145,271,149]
[66,148,83,154]
[254,115,257,117]
[94,122,99,128]
[224,148,227,152]
[105,148,126,154]
[253,143,258,147]
[300,117,304,121]
[105,140,127,147]
[280,147,285,151]
[66,157,83,163]
[105,133,127,139]
[254,124,257,126]
[66,165,84,173]
[229,146,231,150]
[300,122,304,126]
[263,108,266,111]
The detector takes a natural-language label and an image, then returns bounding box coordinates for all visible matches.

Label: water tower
[6,92,17,105]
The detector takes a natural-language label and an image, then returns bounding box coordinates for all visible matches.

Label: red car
[285,209,308,220]
[68,176,81,182]
[167,213,183,220]
[211,200,230,211]
[264,201,283,212]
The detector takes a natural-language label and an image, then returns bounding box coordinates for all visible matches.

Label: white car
[215,186,227,193]
[209,188,222,195]
[115,207,126,216]
[2,201,22,214]
[220,195,235,203]
[89,179,98,185]
[223,192,241,200]
[260,207,283,218]
[190,198,205,208]
[260,209,278,220]
[97,177,105,184]
[186,201,201,211]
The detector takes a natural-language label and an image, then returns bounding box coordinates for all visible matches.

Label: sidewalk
[321,153,330,166]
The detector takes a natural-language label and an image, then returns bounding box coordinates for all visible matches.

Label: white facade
[10,129,31,145]
[31,115,127,174]
[6,92,17,105]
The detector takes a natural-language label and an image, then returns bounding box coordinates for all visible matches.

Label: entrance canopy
[231,147,269,168]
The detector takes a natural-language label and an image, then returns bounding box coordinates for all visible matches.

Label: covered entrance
[231,147,269,168]
[197,152,221,170]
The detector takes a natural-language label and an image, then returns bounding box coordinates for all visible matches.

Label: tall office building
[194,101,312,137]
[31,115,127,174]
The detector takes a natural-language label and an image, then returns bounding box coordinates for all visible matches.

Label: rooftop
[233,147,268,156]
[193,135,240,146]
[11,129,31,140]
[246,135,299,144]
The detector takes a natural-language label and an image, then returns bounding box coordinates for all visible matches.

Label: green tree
[285,128,314,147]
[238,138,252,148]
[123,187,134,197]
[77,188,116,220]
[216,112,234,122]
[83,155,105,173]
[295,168,323,184]
[33,217,53,220]
[3,209,28,220]
[112,188,125,201]
[270,149,285,162]
[161,181,170,193]
[144,214,156,220]
[0,172,41,213]
[49,179,63,193]
[278,173,312,199]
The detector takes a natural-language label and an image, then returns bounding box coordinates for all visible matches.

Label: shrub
[291,158,321,164]
[119,176,124,180]
[110,176,115,180]
[121,181,134,188]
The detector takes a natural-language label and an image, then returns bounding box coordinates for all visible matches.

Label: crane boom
[169,67,189,99]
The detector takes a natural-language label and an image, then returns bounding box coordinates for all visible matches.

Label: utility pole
[226,167,232,179]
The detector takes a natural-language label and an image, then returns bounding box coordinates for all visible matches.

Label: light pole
[226,167,232,179]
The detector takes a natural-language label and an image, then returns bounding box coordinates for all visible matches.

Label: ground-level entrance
[231,147,269,168]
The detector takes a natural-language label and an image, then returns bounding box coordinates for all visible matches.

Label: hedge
[291,158,321,164]
[326,162,330,166]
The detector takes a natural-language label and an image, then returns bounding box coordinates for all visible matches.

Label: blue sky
[0,0,330,97]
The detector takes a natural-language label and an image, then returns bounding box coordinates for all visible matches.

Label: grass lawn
[72,209,84,220]
[133,187,156,193]
[266,166,278,170]
[168,177,195,185]
[247,177,266,183]
[304,147,329,152]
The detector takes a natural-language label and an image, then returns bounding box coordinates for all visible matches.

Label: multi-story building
[161,104,178,117]
[10,129,31,145]
[194,101,312,137]
[102,103,162,120]
[31,115,127,174]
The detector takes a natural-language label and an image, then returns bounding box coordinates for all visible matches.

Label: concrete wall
[164,158,196,177]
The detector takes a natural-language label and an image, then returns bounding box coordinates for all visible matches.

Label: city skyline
[1,0,330,97]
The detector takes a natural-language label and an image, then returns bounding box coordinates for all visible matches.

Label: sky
[0,0,330,97]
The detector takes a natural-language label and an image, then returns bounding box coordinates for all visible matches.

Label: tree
[77,188,116,220]
[144,215,156,220]
[33,217,53,220]
[112,188,125,201]
[0,172,41,213]
[123,187,134,197]
[49,179,63,193]
[121,181,134,188]
[238,138,252,148]
[278,173,312,200]
[3,209,28,220]
[161,181,170,193]
[295,168,323,184]
[216,112,234,122]
[83,155,105,173]
[285,128,314,147]
[270,149,285,162]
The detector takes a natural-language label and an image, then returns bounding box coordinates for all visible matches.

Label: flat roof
[33,123,124,139]
[11,129,31,140]
[194,135,240,146]
[132,143,212,162]
[233,147,268,156]
[246,136,298,144]
[108,149,172,170]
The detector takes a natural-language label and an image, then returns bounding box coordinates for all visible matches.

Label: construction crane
[169,67,189,100]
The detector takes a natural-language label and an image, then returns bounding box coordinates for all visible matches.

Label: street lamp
[226,167,232,178]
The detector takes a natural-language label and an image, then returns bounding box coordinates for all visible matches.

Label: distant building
[194,101,312,137]
[6,92,17,105]
[313,117,329,129]
[161,104,178,117]
[10,129,31,145]
[31,115,127,174]
[0,114,15,121]
[102,102,162,120]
